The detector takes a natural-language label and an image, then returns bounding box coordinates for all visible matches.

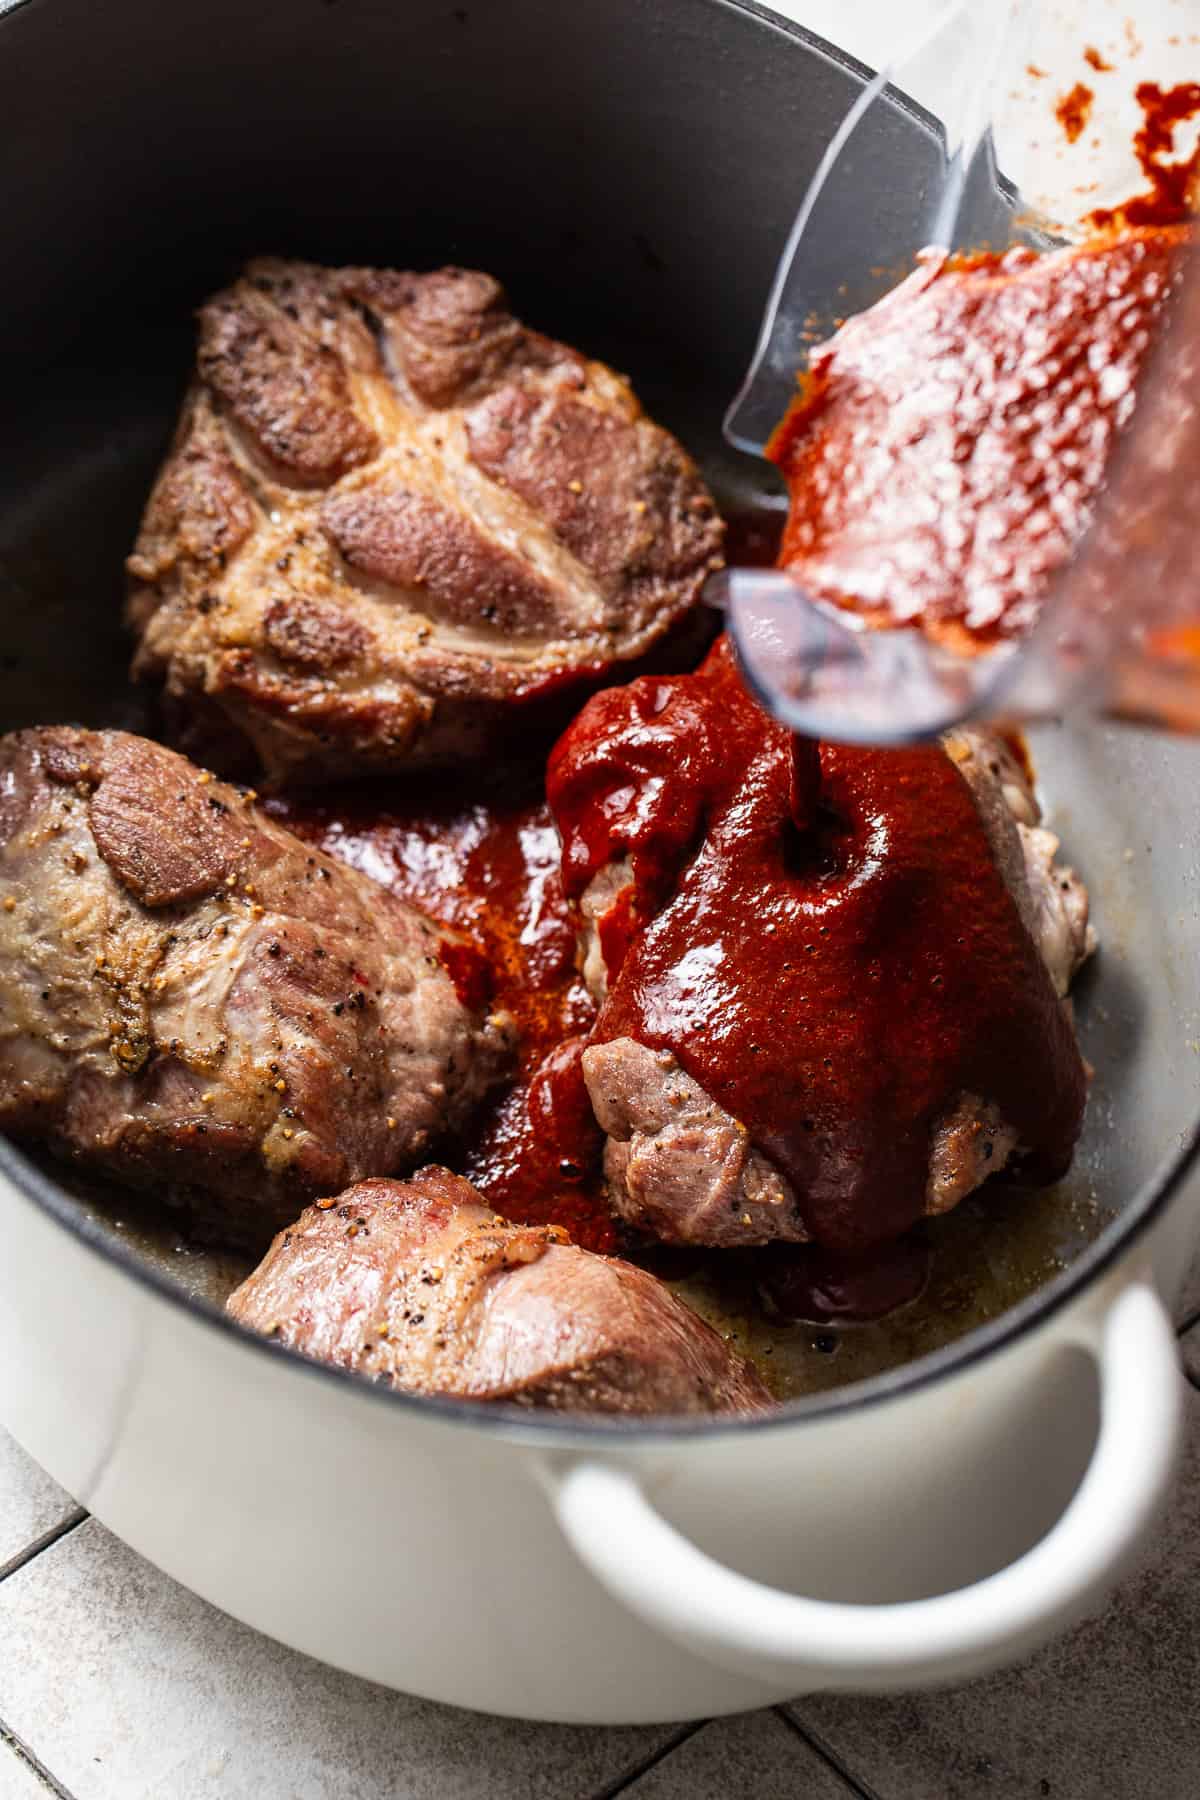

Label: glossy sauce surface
[548,637,1087,1253]
[769,226,1190,651]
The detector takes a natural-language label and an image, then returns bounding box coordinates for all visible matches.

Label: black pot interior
[1,0,1197,1424]
[0,0,974,743]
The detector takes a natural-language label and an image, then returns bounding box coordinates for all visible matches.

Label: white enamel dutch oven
[0,0,1198,1723]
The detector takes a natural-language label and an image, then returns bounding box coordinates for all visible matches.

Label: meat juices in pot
[547,637,1092,1263]
[227,1166,771,1416]
[0,728,512,1248]
[270,763,614,1253]
[126,260,724,784]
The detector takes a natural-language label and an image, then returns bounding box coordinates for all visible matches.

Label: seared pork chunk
[0,729,511,1247]
[127,259,724,783]
[584,1041,799,1249]
[227,1168,771,1415]
[944,729,1094,997]
[548,638,1091,1254]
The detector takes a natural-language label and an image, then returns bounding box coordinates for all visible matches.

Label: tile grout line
[0,1509,88,1588]
[776,1706,888,1800]
[586,1721,709,1799]
[0,1715,80,1800]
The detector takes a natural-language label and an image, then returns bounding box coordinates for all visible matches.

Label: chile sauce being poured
[766,81,1200,659]
[547,636,1087,1258]
[768,224,1192,653]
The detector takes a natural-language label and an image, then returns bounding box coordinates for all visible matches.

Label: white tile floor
[0,1753,49,1800]
[1,1260,1197,1800]
[0,1435,82,1578]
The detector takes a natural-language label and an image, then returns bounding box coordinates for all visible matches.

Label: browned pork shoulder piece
[227,1167,772,1415]
[126,259,724,783]
[547,638,1093,1256]
[0,729,512,1247]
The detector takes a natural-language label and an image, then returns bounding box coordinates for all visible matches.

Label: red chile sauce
[547,637,1087,1258]
[1089,81,1200,228]
[268,766,614,1253]
[768,225,1191,652]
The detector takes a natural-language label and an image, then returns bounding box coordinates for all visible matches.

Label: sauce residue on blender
[1055,81,1094,143]
[1088,81,1200,227]
[766,224,1192,654]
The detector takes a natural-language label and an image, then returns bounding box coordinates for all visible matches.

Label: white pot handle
[548,1270,1182,1692]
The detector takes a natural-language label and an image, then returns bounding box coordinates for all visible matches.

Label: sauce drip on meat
[548,637,1087,1254]
[269,767,613,1252]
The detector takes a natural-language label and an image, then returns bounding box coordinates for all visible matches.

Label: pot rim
[2,0,1197,1448]
[4,1102,1195,1449]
